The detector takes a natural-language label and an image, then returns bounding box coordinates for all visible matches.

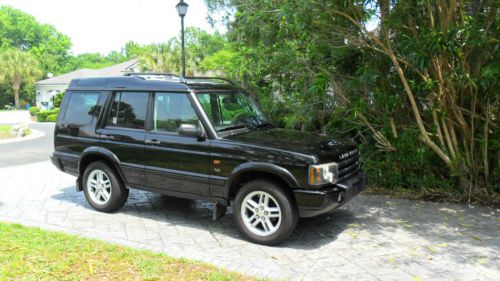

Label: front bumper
[294,171,366,218]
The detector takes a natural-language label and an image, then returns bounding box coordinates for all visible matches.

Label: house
[35,59,140,110]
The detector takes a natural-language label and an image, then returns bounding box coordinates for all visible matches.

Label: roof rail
[185,76,236,86]
[125,72,186,82]
[125,72,181,78]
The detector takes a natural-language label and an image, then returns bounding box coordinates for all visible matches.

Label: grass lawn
[0,125,12,140]
[0,223,255,281]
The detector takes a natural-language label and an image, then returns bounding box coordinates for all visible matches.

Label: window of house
[153,93,198,133]
[63,92,101,125]
[107,92,148,129]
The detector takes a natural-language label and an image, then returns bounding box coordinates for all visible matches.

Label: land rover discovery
[51,74,366,245]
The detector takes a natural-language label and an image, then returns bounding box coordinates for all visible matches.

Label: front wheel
[234,180,298,245]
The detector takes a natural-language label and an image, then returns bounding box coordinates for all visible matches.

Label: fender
[76,147,125,191]
[224,162,300,198]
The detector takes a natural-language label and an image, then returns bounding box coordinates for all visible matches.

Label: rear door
[98,91,150,186]
[144,92,211,196]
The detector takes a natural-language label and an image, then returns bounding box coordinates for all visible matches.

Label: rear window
[63,92,101,125]
[106,92,149,129]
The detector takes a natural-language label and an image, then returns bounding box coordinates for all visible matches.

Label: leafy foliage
[36,108,59,122]
[0,48,42,108]
[203,0,499,202]
[28,106,40,116]
[0,6,71,75]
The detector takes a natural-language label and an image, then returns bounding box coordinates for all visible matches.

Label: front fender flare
[224,162,300,198]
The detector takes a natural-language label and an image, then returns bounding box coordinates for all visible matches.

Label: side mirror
[178,122,206,140]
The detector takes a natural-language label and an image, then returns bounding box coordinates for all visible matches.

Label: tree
[138,39,183,74]
[0,49,42,108]
[0,6,71,75]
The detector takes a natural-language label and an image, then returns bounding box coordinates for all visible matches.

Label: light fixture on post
[176,0,189,78]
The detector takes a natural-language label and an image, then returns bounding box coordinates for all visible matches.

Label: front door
[144,92,211,196]
[99,91,149,186]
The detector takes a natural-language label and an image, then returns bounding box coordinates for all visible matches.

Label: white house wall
[35,84,68,111]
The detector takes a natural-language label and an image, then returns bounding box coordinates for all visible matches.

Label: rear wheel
[234,179,298,245]
[83,161,128,212]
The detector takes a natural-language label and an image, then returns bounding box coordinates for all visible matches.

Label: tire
[82,161,129,212]
[234,179,299,245]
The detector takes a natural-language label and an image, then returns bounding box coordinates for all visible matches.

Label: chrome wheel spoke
[261,219,270,232]
[89,180,98,188]
[258,193,266,205]
[265,217,275,231]
[251,217,260,227]
[268,207,280,218]
[101,190,109,201]
[245,199,258,210]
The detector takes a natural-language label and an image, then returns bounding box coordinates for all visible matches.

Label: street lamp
[176,0,189,78]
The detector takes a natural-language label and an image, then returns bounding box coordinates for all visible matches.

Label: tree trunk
[12,80,21,109]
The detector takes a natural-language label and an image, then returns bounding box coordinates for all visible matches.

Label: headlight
[308,163,339,186]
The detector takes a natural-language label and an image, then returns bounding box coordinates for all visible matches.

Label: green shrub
[46,114,58,122]
[37,108,59,122]
[360,128,455,192]
[53,92,65,108]
[29,106,40,116]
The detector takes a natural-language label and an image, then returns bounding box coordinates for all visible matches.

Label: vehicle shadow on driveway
[52,185,354,249]
[51,184,500,267]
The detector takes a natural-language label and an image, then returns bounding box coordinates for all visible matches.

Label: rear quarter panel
[54,91,108,174]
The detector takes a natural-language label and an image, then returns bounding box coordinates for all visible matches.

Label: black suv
[51,74,366,245]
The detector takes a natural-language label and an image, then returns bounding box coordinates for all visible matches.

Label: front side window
[196,92,268,131]
[63,92,101,125]
[153,92,198,133]
[107,92,148,129]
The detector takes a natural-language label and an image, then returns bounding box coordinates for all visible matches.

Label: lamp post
[176,0,189,78]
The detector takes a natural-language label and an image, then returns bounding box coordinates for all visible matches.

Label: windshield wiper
[217,124,256,132]
[255,122,275,129]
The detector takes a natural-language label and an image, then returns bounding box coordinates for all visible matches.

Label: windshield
[196,92,269,132]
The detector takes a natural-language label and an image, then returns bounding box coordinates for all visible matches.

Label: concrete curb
[0,129,45,144]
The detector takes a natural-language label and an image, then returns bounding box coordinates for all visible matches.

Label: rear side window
[106,92,148,129]
[63,92,101,125]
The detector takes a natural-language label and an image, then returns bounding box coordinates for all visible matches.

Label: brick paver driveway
[0,161,498,280]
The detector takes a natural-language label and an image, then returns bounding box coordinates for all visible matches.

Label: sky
[0,0,224,55]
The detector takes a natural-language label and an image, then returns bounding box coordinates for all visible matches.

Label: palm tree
[139,39,197,76]
[0,49,42,108]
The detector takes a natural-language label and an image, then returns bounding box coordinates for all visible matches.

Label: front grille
[338,149,360,181]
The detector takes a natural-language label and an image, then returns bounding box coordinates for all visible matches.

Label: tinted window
[153,93,198,133]
[107,92,148,129]
[63,92,101,125]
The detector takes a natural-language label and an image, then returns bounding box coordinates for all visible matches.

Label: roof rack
[125,73,237,86]
[125,72,186,82]
[125,72,181,78]
[185,77,236,86]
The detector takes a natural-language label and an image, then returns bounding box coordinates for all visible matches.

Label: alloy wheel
[240,191,282,236]
[87,169,112,205]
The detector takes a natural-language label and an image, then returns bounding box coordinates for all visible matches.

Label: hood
[224,128,357,162]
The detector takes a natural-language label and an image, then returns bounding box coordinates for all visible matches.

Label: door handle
[101,134,114,140]
[145,139,160,145]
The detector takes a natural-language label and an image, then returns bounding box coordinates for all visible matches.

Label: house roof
[35,59,139,86]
